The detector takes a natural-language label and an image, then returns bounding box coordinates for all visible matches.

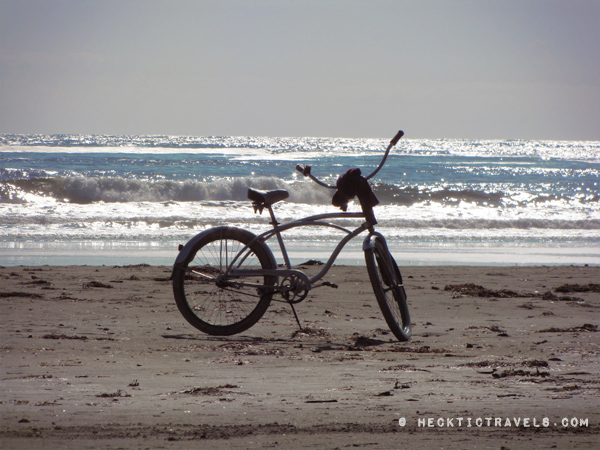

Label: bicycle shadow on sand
[159,331,430,354]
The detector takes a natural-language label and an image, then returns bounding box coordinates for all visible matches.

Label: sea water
[1,134,599,266]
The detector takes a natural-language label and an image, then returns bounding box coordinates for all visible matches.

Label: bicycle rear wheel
[364,235,411,341]
[172,227,276,336]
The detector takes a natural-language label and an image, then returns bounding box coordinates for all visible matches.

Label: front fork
[363,231,398,286]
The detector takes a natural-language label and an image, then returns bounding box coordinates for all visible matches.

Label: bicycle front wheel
[172,227,277,336]
[364,235,411,341]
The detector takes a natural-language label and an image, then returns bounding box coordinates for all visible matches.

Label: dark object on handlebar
[331,130,403,225]
[297,129,404,224]
[332,168,380,225]
[296,129,404,187]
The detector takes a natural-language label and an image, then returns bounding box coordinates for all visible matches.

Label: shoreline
[2,240,599,267]
[1,264,599,449]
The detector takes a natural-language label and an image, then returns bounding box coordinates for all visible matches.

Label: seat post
[267,205,279,227]
[267,205,292,269]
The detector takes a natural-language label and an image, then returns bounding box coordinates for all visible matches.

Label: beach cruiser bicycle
[172,130,411,341]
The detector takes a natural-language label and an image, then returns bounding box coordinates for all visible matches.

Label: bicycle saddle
[247,188,289,206]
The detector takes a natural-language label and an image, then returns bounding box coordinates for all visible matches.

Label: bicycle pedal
[322,281,338,289]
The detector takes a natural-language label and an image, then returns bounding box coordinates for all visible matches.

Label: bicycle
[172,130,411,341]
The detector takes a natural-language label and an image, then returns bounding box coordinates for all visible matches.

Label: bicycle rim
[173,228,276,335]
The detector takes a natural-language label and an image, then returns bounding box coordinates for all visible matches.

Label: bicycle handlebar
[295,129,404,188]
[295,163,337,189]
[365,129,403,180]
[389,129,404,147]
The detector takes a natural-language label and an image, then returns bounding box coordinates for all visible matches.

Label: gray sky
[1,0,599,140]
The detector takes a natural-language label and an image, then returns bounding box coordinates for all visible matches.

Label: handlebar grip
[296,165,311,176]
[390,130,404,147]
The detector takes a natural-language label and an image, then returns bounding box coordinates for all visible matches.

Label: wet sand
[1,264,599,449]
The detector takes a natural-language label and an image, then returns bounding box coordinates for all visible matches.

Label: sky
[1,0,599,140]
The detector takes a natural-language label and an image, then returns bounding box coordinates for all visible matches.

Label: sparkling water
[1,134,599,266]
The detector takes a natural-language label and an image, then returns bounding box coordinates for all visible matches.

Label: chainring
[280,274,308,304]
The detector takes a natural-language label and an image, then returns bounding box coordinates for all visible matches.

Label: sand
[1,264,599,449]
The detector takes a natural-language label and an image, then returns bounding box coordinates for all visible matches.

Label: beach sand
[1,264,599,449]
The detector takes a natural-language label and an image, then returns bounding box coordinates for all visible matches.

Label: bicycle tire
[172,227,277,336]
[364,236,411,341]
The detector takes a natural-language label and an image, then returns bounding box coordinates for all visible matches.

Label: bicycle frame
[172,129,410,340]
[224,205,382,292]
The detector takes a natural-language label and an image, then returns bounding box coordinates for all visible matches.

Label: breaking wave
[2,174,598,210]
[1,176,332,204]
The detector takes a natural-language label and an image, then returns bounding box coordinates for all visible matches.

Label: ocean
[1,134,599,266]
